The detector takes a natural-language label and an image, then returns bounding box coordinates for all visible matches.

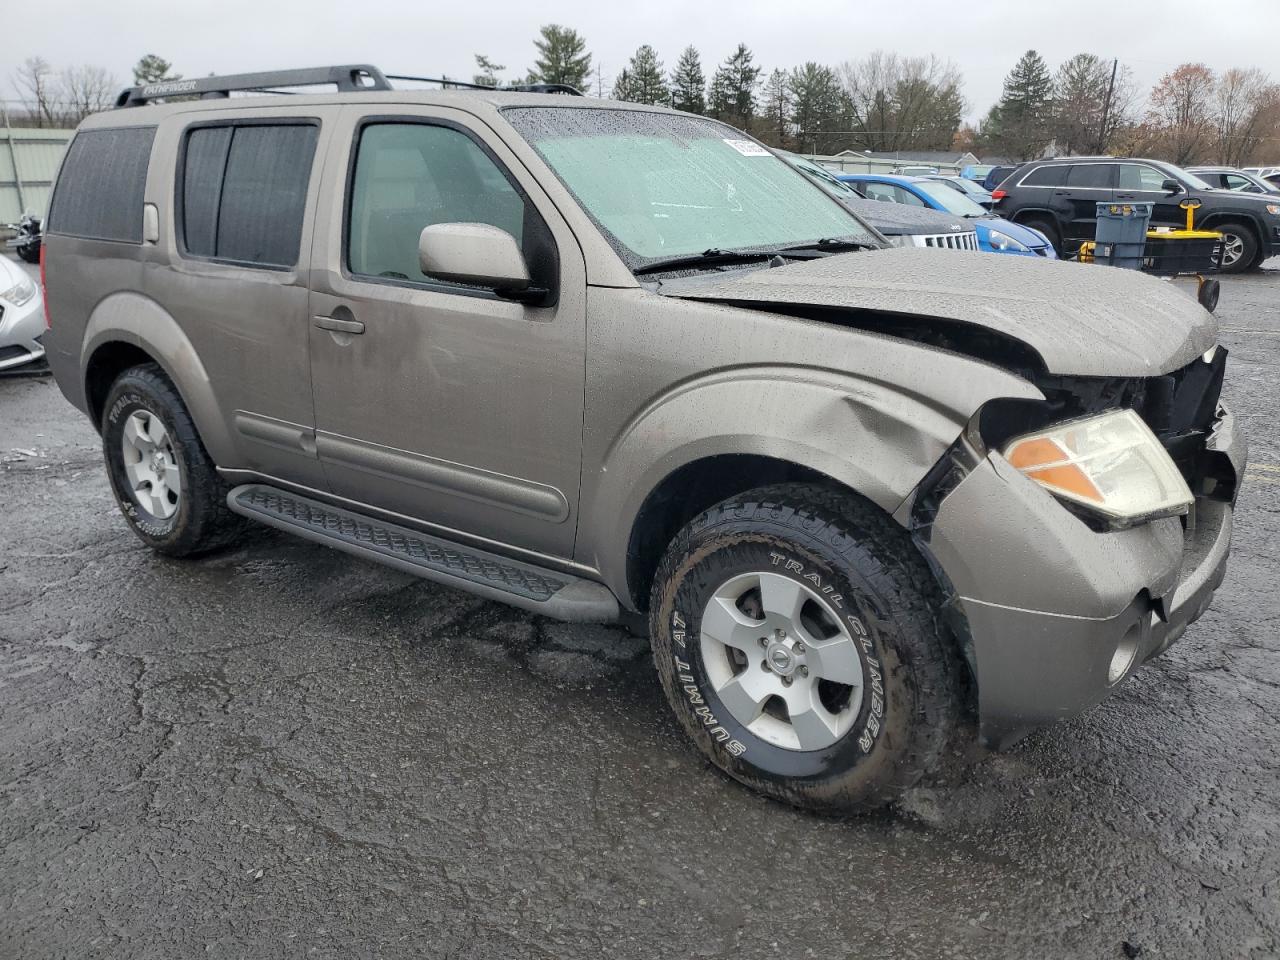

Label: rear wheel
[102,363,245,556]
[1215,221,1257,274]
[648,483,963,813]
[1019,216,1061,256]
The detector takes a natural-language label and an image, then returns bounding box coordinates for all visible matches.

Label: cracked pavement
[1,258,1278,958]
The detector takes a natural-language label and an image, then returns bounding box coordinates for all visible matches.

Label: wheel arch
[1009,206,1061,228]
[80,292,237,463]
[581,367,1013,613]
[623,453,833,611]
[1197,211,1263,244]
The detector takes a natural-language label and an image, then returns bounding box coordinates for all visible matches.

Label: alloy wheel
[1221,232,1246,269]
[120,410,181,519]
[700,571,865,751]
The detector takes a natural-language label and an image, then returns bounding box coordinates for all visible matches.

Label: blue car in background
[837,173,1057,258]
[960,163,994,183]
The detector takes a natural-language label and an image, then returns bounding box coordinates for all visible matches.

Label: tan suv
[42,66,1245,812]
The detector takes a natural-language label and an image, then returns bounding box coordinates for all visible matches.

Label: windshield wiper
[633,248,777,275]
[778,237,879,253]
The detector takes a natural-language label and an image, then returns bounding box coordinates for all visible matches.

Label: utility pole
[0,101,27,215]
[1097,58,1118,154]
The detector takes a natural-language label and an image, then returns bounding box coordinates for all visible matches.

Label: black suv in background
[992,156,1280,272]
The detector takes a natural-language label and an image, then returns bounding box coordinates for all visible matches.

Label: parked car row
[987,156,1280,272]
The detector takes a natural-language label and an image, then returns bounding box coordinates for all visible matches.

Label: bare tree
[13,56,58,127]
[1214,67,1278,166]
[838,52,964,151]
[60,65,117,124]
[1145,64,1216,165]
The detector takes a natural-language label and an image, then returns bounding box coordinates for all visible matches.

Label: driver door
[1116,162,1191,228]
[305,104,587,560]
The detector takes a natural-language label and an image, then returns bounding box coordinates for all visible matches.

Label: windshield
[913,180,988,217]
[504,107,878,266]
[1162,162,1213,190]
[786,155,861,199]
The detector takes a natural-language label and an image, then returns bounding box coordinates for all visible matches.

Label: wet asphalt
[1,257,1278,959]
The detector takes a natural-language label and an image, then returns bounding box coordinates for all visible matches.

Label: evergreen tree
[669,46,706,114]
[990,50,1055,159]
[614,45,668,105]
[132,54,179,85]
[530,24,592,90]
[759,69,791,147]
[789,62,843,153]
[473,54,504,88]
[611,68,633,101]
[708,44,761,130]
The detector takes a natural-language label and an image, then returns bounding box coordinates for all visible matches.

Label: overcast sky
[6,0,1280,121]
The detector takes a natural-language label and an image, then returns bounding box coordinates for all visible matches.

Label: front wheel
[1215,221,1258,274]
[648,484,963,813]
[16,240,40,264]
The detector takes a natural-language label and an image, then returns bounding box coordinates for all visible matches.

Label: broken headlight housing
[1002,409,1193,528]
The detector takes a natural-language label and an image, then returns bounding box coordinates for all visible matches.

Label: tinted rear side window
[1020,165,1068,187]
[179,122,319,267]
[48,126,155,242]
[1066,164,1116,189]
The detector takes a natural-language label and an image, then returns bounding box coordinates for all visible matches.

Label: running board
[227,484,619,622]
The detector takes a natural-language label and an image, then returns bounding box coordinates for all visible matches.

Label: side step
[227,484,619,622]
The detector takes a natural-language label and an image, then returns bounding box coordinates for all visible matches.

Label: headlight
[986,229,1030,253]
[1266,203,1280,216]
[1002,409,1193,527]
[0,274,37,306]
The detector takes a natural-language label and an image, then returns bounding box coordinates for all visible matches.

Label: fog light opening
[1108,624,1143,685]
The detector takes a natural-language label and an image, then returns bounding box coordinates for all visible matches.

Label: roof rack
[387,73,583,96]
[114,64,583,108]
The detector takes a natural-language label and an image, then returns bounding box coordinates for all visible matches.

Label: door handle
[313,315,365,335]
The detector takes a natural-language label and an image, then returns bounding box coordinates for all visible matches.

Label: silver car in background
[0,255,44,371]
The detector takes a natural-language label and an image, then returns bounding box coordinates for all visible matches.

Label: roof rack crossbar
[385,73,583,96]
[115,64,391,108]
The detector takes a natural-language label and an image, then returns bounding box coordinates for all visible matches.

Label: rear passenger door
[153,110,331,489]
[1060,162,1118,243]
[305,105,587,561]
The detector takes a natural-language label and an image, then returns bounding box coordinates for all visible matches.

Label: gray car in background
[40,65,1245,812]
[784,153,981,250]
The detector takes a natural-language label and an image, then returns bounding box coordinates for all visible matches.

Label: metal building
[0,123,73,223]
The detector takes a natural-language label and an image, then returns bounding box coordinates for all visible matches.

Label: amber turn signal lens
[1005,437,1104,503]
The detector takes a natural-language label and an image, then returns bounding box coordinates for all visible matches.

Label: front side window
[1066,164,1116,189]
[504,107,876,265]
[347,122,537,285]
[1118,164,1169,191]
[180,122,319,267]
[1224,174,1261,193]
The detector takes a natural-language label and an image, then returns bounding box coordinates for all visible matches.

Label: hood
[659,247,1217,377]
[978,217,1050,249]
[840,197,969,236]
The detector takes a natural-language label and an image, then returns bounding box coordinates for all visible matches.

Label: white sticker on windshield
[723,139,770,157]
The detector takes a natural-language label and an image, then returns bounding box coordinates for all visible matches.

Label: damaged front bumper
[914,405,1245,749]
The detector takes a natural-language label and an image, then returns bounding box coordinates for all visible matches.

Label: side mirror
[1161,178,1183,194]
[418,223,535,297]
